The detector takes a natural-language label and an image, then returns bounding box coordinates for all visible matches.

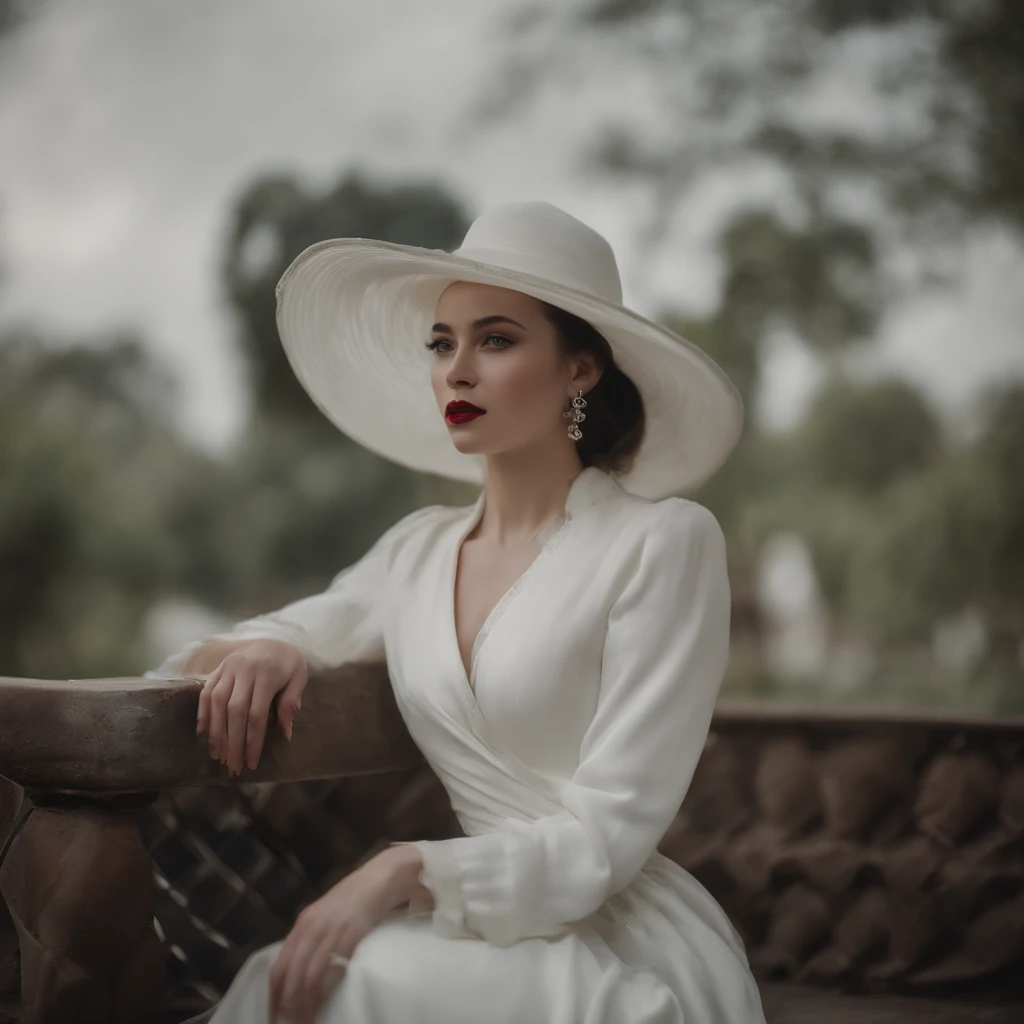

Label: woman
[151,201,766,1023]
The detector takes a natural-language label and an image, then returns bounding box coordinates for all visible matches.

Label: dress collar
[466,464,624,528]
[563,465,625,518]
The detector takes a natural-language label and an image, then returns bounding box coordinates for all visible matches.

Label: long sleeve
[398,498,731,947]
[145,504,444,678]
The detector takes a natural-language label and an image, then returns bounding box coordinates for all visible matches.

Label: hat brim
[274,238,744,500]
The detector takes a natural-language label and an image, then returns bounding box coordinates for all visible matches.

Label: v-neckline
[445,466,620,697]
[447,493,566,694]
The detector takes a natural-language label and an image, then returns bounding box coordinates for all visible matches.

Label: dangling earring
[564,389,587,441]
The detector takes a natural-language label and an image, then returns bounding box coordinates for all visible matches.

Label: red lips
[446,400,486,424]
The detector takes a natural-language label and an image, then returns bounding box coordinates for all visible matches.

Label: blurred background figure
[1,0,1021,713]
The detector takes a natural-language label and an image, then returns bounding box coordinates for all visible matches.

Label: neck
[476,444,587,547]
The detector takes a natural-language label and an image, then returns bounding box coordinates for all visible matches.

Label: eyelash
[424,334,513,354]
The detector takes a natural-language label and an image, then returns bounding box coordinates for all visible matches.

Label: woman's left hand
[268,846,421,1024]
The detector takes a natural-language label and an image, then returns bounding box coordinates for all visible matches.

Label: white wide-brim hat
[274,200,743,500]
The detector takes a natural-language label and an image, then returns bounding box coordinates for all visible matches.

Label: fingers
[268,942,286,1024]
[207,665,236,763]
[275,665,307,743]
[196,664,222,737]
[277,927,322,1024]
[198,645,307,776]
[225,668,257,776]
[303,934,350,1018]
[244,669,281,771]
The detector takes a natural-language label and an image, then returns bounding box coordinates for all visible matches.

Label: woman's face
[428,281,597,460]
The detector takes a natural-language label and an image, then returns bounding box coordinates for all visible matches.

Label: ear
[570,352,603,394]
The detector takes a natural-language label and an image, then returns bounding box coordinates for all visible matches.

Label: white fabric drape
[395,500,730,949]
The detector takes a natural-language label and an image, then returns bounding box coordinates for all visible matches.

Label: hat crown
[454,201,623,305]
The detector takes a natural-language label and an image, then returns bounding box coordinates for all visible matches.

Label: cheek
[491,353,561,412]
[429,361,446,401]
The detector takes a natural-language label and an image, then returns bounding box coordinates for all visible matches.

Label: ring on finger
[327,952,350,969]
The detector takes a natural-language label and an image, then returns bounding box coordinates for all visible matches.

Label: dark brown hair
[539,300,646,475]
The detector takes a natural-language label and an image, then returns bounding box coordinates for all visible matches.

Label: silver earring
[564,389,586,441]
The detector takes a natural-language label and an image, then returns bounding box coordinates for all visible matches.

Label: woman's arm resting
[144,505,446,680]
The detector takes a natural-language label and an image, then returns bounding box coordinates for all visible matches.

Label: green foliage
[2,3,1020,712]
[163,418,424,613]
[0,175,479,679]
[0,331,179,677]
[715,211,882,357]
[798,376,943,496]
[501,0,1024,291]
[194,172,479,609]
[222,171,470,426]
[847,454,1004,640]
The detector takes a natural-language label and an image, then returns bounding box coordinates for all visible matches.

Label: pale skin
[192,280,602,1022]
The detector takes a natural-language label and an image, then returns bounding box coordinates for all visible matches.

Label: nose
[444,342,476,390]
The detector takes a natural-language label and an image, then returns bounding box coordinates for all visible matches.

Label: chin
[450,439,486,456]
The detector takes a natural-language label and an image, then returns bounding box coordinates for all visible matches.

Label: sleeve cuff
[389,840,475,939]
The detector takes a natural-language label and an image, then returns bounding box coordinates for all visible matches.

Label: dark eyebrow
[431,315,528,334]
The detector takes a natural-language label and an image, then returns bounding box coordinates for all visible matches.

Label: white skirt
[208,857,766,1024]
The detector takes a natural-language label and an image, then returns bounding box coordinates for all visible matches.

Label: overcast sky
[1,0,1022,454]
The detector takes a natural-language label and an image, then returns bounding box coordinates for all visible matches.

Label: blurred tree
[158,173,480,613]
[845,454,1000,640]
[488,0,1024,265]
[0,329,184,677]
[972,383,1024,674]
[480,0,1023,710]
[666,207,881,414]
[818,0,1024,229]
[797,376,943,496]
[665,205,883,625]
[0,174,479,675]
[222,172,470,427]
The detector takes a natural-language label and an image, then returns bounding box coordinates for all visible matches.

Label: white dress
[151,465,766,1023]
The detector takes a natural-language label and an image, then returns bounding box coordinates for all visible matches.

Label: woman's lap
[209,909,683,1024]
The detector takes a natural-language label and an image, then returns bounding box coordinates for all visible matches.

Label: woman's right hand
[196,638,309,776]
